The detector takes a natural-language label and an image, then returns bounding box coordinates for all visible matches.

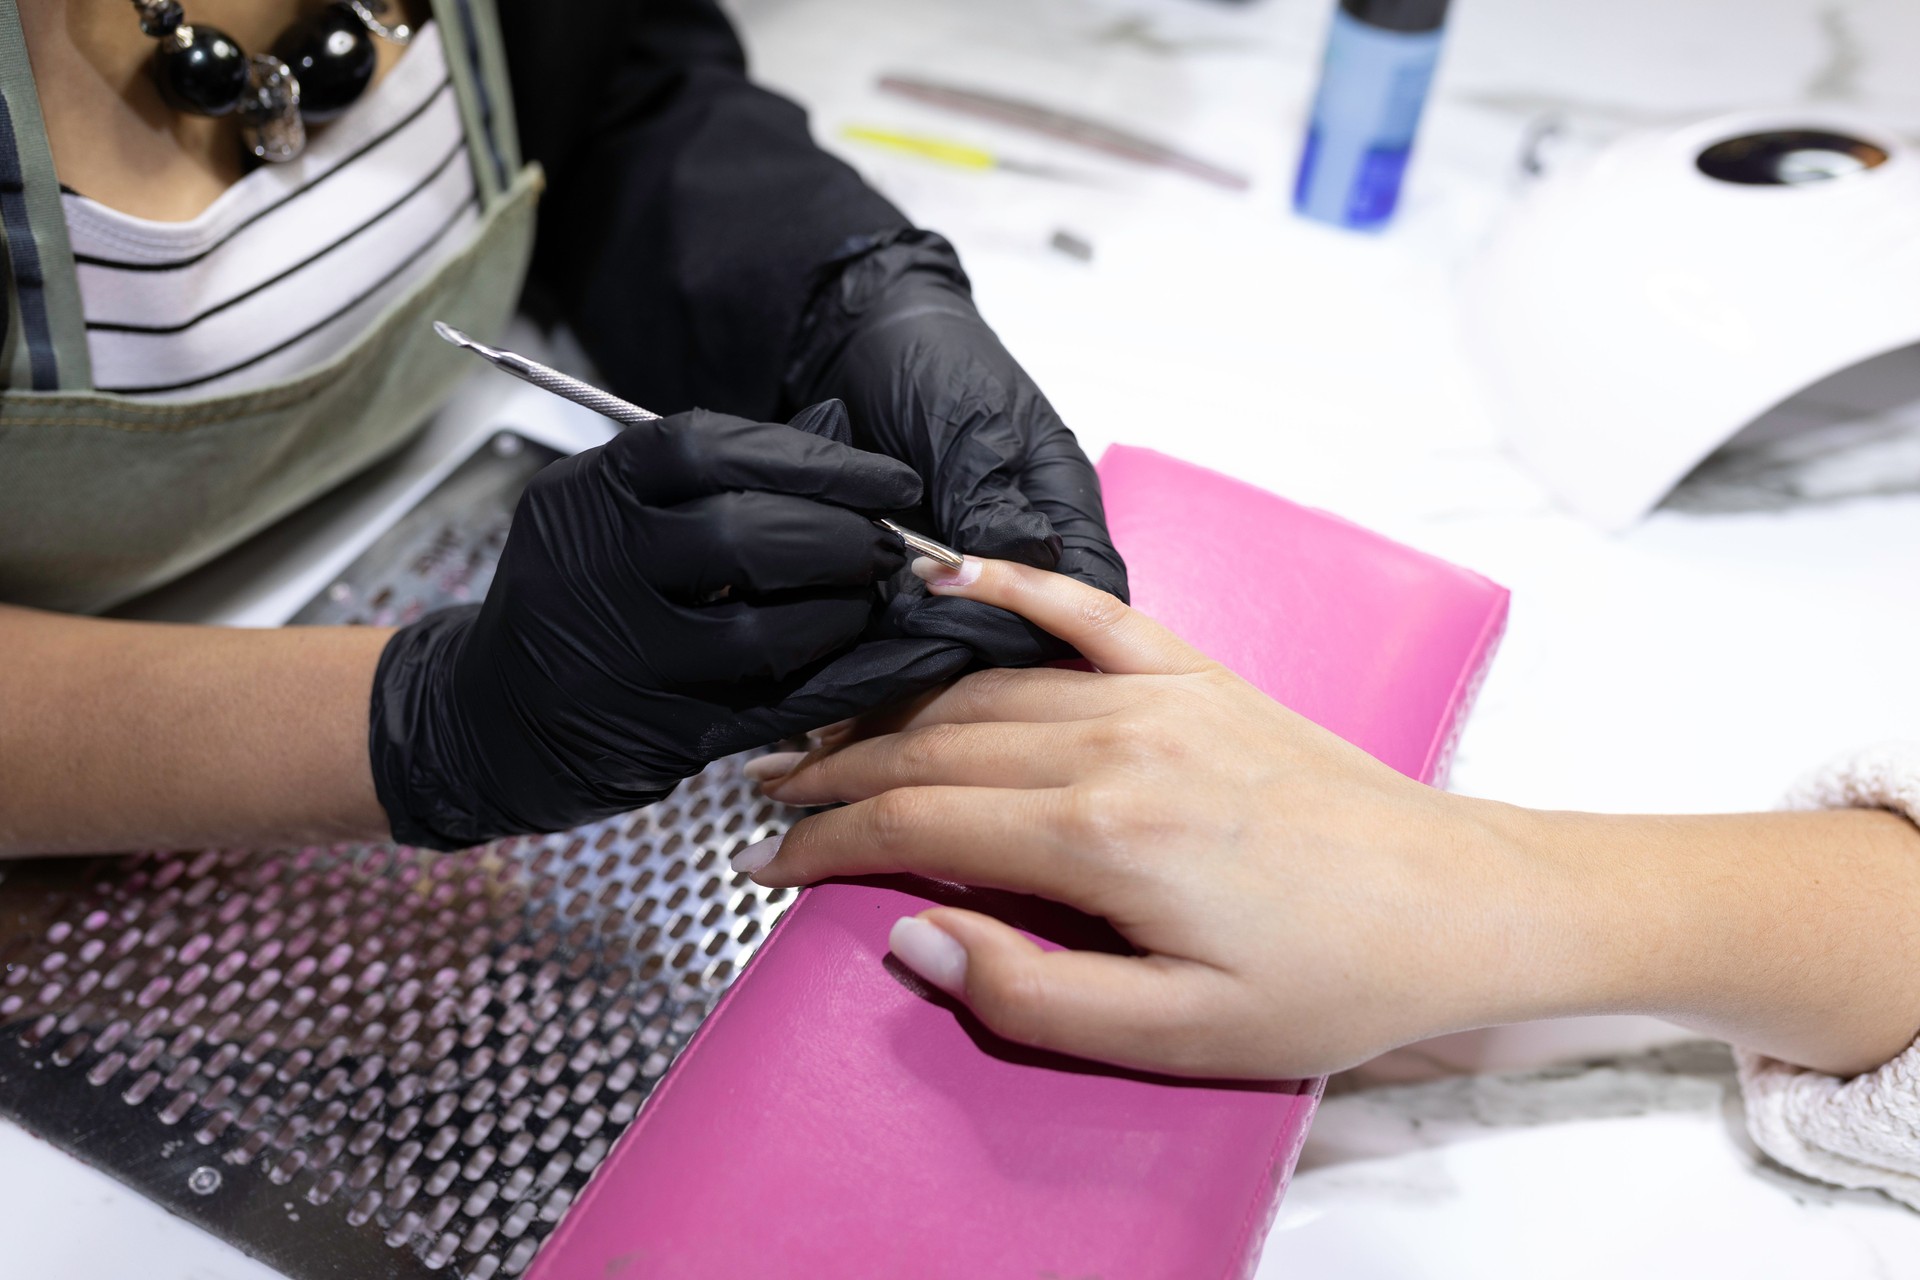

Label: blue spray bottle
[1293,0,1453,230]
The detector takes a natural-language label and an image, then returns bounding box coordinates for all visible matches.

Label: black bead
[153,24,250,118]
[274,3,376,123]
[135,0,185,38]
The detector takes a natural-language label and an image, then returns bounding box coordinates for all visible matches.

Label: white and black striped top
[62,24,482,400]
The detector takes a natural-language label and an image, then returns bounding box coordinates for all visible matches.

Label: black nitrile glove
[369,401,968,851]
[787,230,1129,667]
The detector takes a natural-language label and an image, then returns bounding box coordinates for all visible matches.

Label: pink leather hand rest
[528,447,1509,1280]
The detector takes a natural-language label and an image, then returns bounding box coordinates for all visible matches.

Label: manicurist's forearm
[0,605,393,855]
[1503,805,1920,1077]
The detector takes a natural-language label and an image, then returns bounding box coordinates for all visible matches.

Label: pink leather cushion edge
[527,446,1509,1280]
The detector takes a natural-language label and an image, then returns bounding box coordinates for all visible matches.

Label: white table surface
[7,0,1920,1275]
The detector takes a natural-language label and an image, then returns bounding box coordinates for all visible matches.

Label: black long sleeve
[499,0,909,418]
[496,0,1128,676]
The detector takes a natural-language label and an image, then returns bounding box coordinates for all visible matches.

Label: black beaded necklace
[131,1,413,164]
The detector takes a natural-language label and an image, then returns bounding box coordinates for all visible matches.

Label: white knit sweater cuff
[1734,741,1920,1209]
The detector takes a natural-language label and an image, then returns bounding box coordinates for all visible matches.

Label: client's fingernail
[744,752,806,784]
[911,555,983,590]
[806,720,853,750]
[730,834,783,876]
[813,718,854,738]
[889,916,967,996]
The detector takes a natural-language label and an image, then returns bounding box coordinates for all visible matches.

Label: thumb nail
[889,915,968,996]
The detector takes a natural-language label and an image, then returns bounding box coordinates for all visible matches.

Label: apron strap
[0,0,92,391]
[431,0,523,209]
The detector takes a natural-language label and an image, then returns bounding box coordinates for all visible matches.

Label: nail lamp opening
[1460,110,1920,530]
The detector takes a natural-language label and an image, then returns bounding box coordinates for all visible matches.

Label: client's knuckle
[1138,723,1195,769]
[953,664,1023,708]
[1072,589,1131,637]
[1194,664,1240,698]
[973,963,1054,1045]
[899,722,965,772]
[1054,786,1130,863]
[1080,716,1127,754]
[863,789,927,850]
[1080,717,1162,777]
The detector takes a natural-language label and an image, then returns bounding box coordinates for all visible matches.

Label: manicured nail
[888,915,967,996]
[911,555,982,590]
[730,834,783,875]
[807,720,854,750]
[743,751,806,784]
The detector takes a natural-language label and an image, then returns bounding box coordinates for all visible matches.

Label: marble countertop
[5,0,1920,1276]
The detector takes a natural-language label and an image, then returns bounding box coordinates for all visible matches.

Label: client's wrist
[1518,807,1920,1075]
[1430,799,1660,1033]
[1460,806,1813,1037]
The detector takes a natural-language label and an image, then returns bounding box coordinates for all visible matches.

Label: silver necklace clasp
[347,0,413,45]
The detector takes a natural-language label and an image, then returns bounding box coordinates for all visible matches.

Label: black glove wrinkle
[785,230,1129,670]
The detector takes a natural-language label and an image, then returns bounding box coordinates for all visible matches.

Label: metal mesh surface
[0,434,802,1279]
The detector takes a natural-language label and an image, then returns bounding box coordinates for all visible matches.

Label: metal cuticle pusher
[433,323,966,570]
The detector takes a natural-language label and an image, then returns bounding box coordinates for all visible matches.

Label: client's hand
[738,556,1565,1079]
[741,558,1920,1083]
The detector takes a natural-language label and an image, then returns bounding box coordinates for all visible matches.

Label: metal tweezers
[433,323,966,570]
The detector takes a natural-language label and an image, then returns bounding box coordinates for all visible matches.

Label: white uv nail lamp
[1460,109,1920,530]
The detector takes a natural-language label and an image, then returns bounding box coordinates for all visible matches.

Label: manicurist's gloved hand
[787,230,1129,666]
[367,401,968,851]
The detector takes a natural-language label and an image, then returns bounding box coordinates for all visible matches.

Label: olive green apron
[0,0,540,614]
